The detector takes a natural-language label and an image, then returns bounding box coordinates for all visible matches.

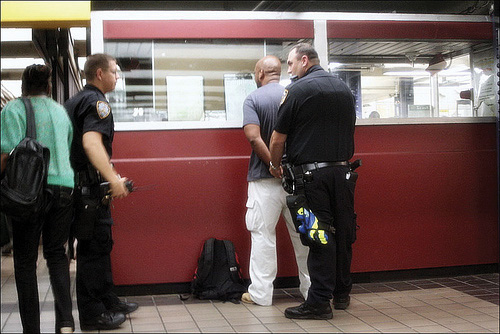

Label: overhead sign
[1,1,91,27]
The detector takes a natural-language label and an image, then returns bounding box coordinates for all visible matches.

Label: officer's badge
[96,101,111,119]
[280,89,289,106]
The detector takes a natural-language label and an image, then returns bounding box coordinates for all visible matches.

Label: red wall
[109,123,498,285]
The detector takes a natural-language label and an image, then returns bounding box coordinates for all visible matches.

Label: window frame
[90,11,496,131]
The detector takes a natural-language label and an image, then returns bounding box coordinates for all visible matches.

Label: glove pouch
[296,207,331,246]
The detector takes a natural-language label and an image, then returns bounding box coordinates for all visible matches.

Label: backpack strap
[21,97,36,139]
[222,240,240,283]
[196,238,215,282]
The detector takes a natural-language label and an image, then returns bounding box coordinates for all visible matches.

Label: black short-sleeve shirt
[275,65,356,165]
[64,84,114,171]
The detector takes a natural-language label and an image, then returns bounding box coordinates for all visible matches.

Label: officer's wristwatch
[269,161,280,170]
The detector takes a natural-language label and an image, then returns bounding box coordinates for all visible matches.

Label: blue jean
[12,185,75,333]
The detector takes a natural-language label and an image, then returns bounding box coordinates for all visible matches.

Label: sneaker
[109,300,139,314]
[333,296,350,310]
[284,302,333,320]
[241,292,255,304]
[80,311,126,331]
[59,327,73,333]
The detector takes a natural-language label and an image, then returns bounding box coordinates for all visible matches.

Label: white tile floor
[1,250,498,333]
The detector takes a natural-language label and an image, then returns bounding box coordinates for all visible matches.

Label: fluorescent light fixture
[383,71,429,76]
[384,63,427,69]
[1,28,86,42]
[328,62,342,70]
[1,58,45,70]
[70,27,87,41]
[78,57,87,70]
[440,69,470,76]
[1,80,22,98]
[384,63,413,68]
[1,28,32,42]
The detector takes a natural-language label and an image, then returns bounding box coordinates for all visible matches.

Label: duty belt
[292,161,349,175]
[76,168,102,185]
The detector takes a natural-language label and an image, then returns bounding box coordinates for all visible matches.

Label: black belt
[76,169,101,185]
[46,184,74,196]
[293,161,349,175]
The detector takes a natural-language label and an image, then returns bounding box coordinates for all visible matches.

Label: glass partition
[328,39,494,121]
[104,39,310,126]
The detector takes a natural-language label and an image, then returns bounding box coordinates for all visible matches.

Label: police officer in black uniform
[269,43,357,320]
[64,54,138,331]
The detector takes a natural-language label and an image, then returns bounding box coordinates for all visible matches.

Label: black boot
[109,300,139,314]
[80,311,126,331]
[284,302,333,320]
[333,296,350,310]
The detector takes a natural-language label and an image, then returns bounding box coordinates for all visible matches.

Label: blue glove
[296,207,329,245]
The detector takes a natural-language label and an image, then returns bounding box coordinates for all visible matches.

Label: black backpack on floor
[191,238,246,303]
[1,98,50,219]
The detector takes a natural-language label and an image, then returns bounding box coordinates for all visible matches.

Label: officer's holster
[286,194,308,233]
[72,166,102,240]
[283,159,362,241]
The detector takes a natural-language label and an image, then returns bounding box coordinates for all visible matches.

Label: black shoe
[333,296,350,310]
[80,311,126,331]
[109,301,139,314]
[284,302,333,320]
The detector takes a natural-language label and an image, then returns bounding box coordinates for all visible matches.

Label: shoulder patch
[280,89,289,106]
[96,101,111,119]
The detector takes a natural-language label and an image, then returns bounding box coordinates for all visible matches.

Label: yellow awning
[1,1,90,28]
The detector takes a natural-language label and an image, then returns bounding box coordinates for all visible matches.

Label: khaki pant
[245,178,310,306]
